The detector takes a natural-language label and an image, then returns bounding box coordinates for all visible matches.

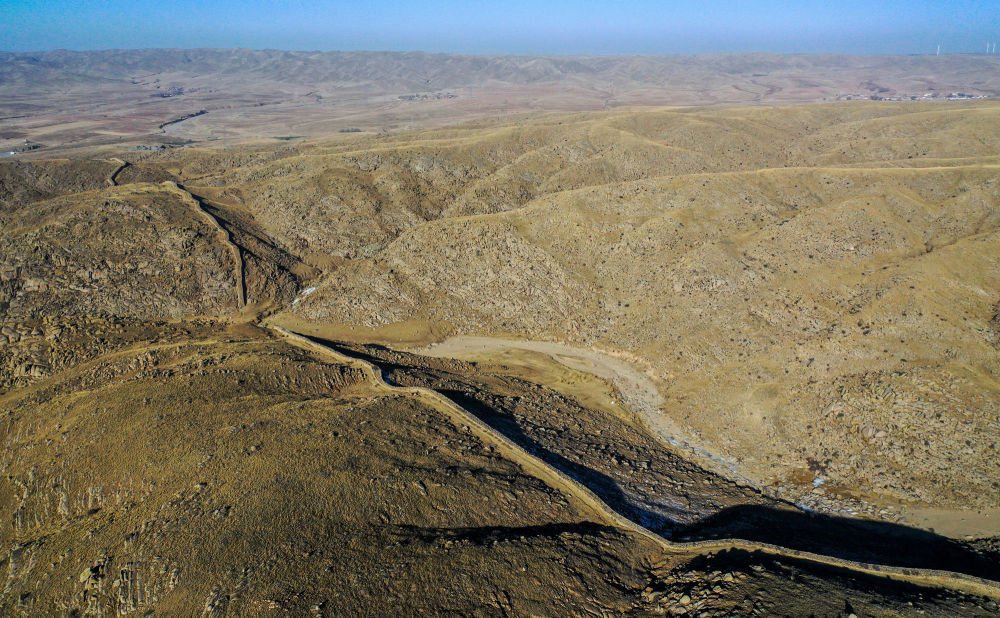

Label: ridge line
[163,181,247,309]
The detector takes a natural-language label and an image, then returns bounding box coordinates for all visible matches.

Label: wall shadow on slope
[666,548,997,612]
[675,505,999,582]
[311,336,682,534]
[440,388,1000,582]
[391,522,620,546]
[306,336,999,582]
[439,388,679,531]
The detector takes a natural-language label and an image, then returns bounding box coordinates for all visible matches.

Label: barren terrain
[254,102,1000,534]
[1,50,999,614]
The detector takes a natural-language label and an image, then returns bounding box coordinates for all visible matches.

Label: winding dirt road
[274,326,1000,602]
[106,157,129,186]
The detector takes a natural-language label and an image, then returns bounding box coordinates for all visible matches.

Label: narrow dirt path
[106,157,129,186]
[274,326,1000,602]
[162,181,246,308]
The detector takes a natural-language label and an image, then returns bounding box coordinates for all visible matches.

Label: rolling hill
[2,95,1000,614]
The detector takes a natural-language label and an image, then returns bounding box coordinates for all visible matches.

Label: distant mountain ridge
[3,48,1000,95]
[3,48,1000,157]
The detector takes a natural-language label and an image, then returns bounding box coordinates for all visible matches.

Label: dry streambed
[415,336,750,482]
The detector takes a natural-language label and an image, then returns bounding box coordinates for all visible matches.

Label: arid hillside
[2,99,1000,614]
[6,324,996,615]
[246,102,1000,525]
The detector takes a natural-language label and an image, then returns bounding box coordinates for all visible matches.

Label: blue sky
[2,0,999,54]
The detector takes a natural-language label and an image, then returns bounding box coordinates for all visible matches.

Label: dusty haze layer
[2,49,999,155]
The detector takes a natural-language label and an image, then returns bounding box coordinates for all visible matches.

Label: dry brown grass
[2,99,1000,614]
[270,102,1000,524]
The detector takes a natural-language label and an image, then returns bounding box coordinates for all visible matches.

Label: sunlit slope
[0,329,666,615]
[0,183,241,320]
[0,178,306,392]
[167,102,1000,265]
[0,159,177,209]
[285,103,1000,511]
[0,160,116,207]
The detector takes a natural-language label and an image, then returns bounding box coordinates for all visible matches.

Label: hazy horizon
[3,0,1000,56]
[4,47,1000,58]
